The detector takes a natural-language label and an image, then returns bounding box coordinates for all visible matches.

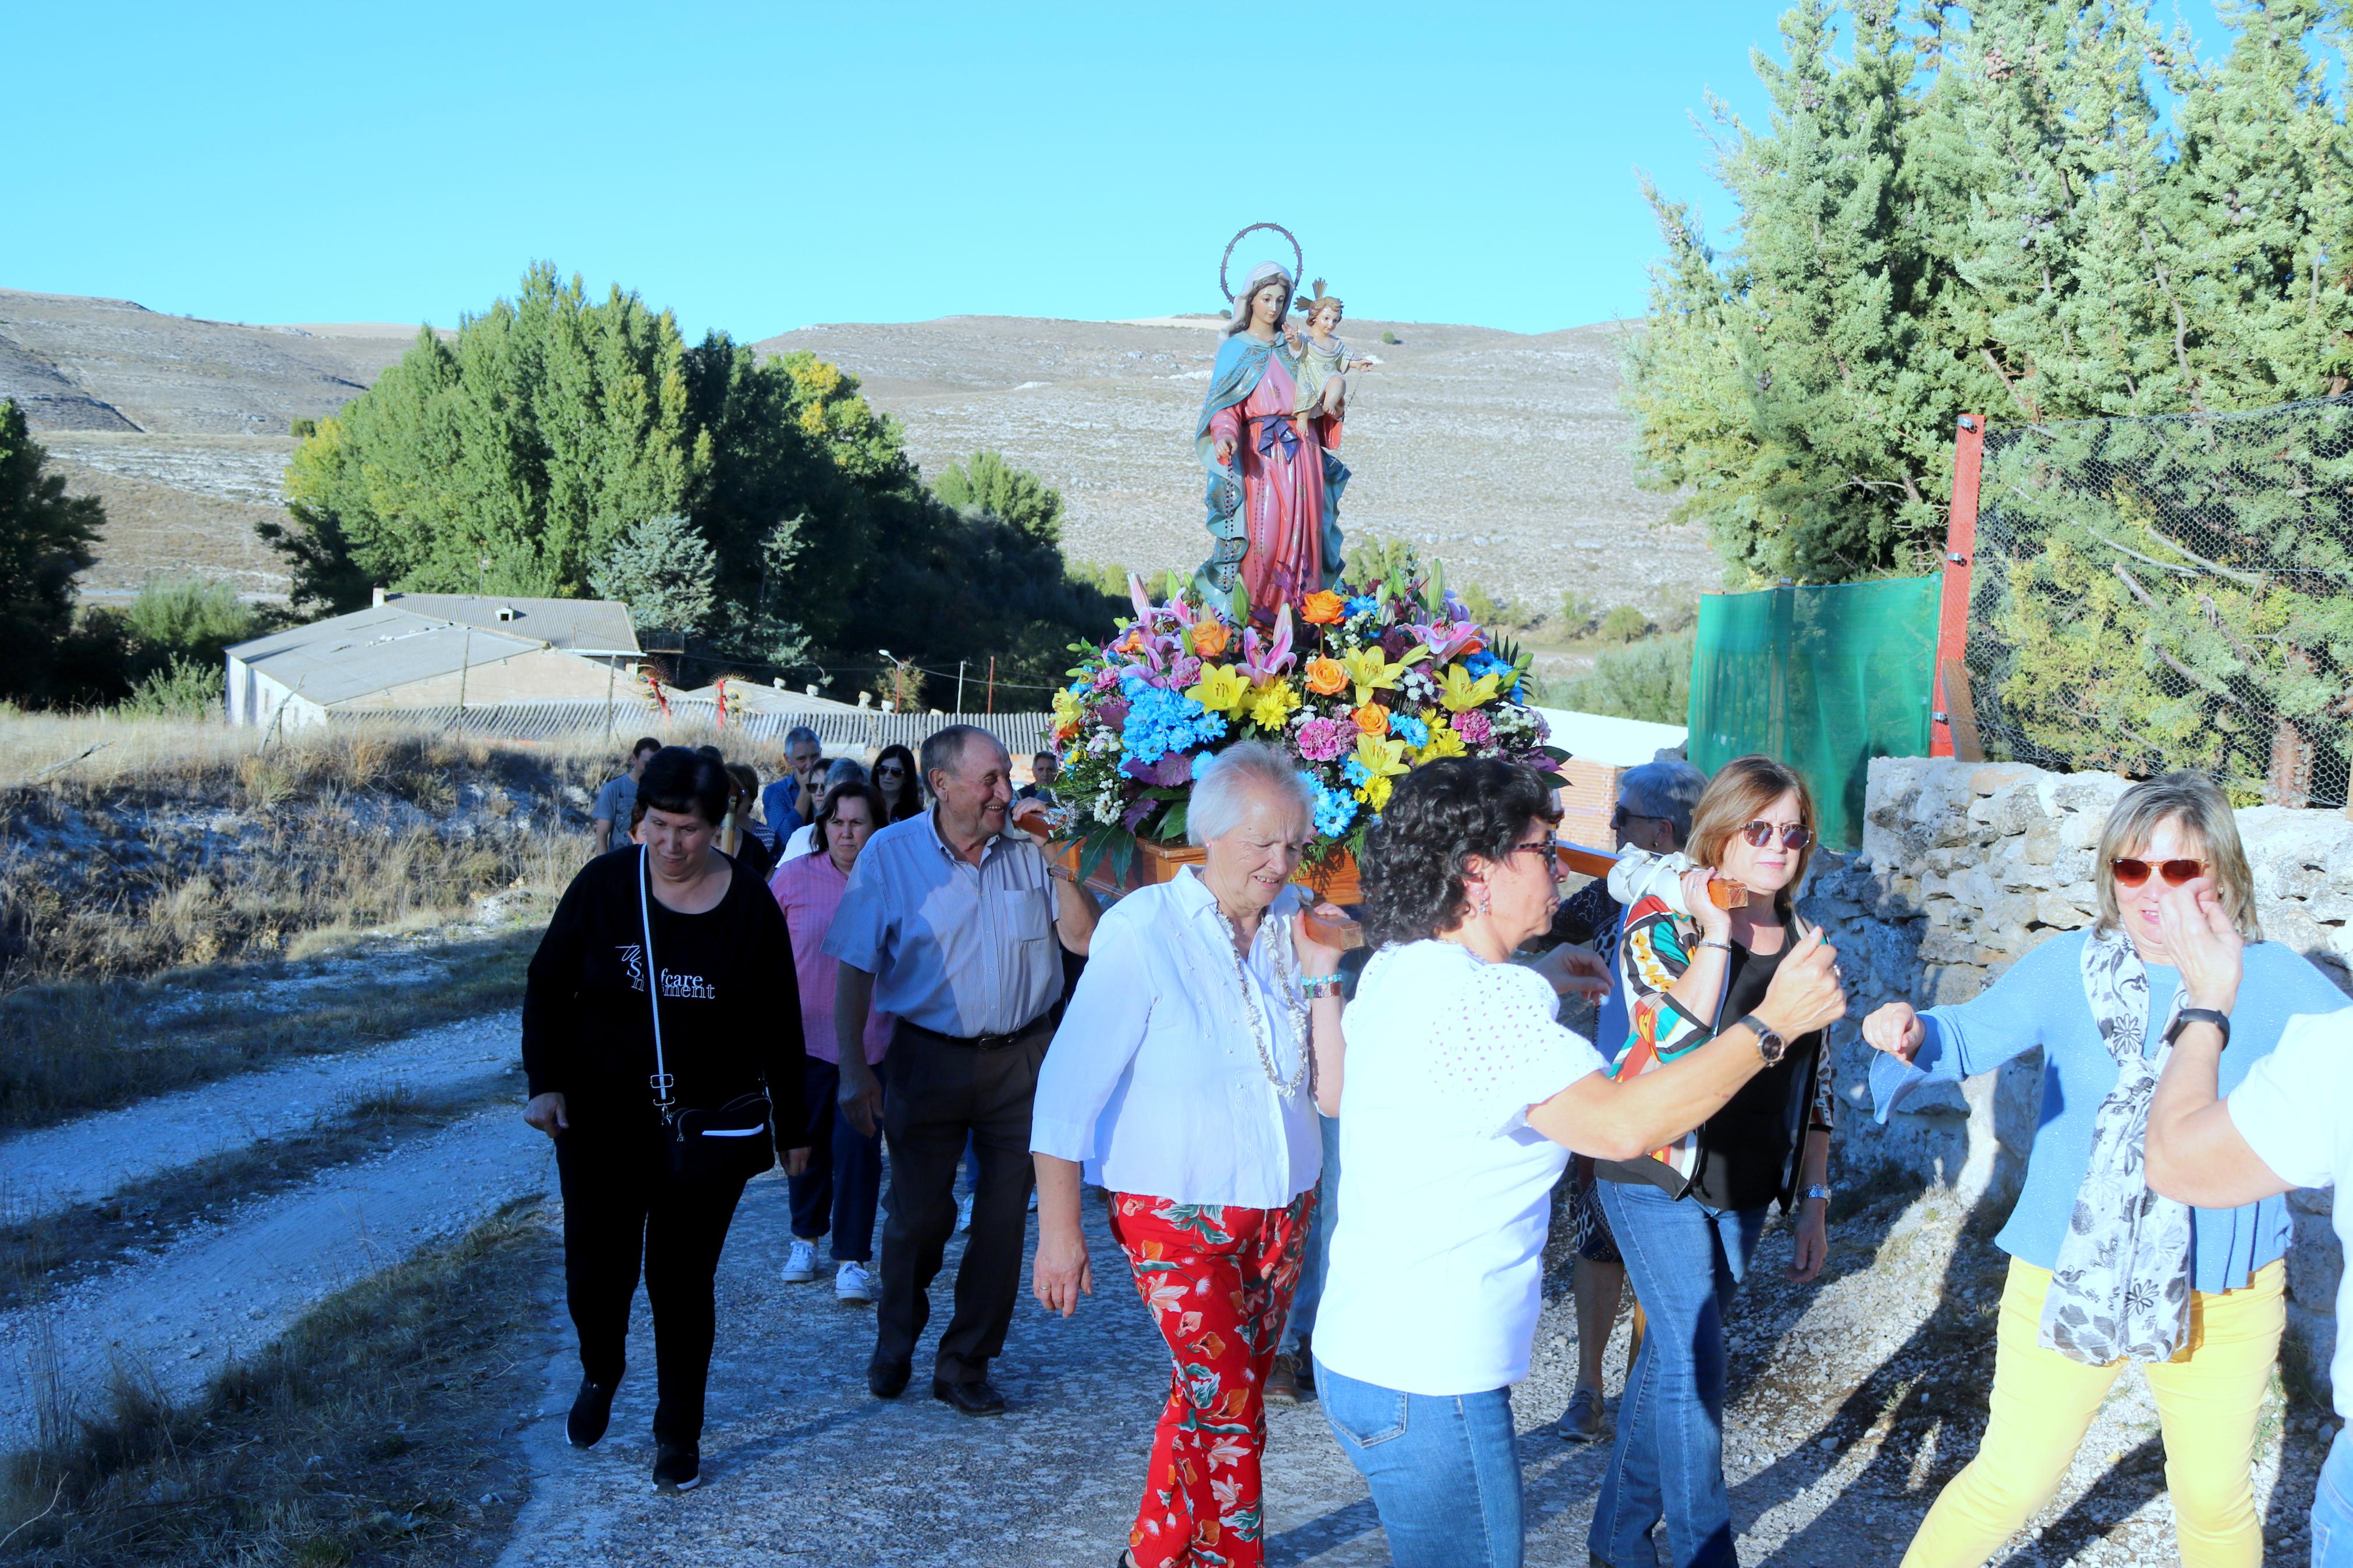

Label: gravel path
[0,1011,520,1221]
[498,1178,2322,1566]
[0,1103,552,1450]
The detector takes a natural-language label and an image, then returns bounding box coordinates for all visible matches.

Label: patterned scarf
[2038,928,2194,1365]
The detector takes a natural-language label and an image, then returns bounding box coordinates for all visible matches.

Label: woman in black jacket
[523,746,808,1493]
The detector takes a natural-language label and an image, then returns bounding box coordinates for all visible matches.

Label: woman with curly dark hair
[870,744,924,824]
[1308,758,1847,1568]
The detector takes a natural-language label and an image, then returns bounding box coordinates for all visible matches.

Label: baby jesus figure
[1291,280,1375,450]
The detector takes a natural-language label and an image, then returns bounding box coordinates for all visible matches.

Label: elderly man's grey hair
[824,758,867,788]
[1186,741,1315,845]
[784,725,819,751]
[1618,759,1710,847]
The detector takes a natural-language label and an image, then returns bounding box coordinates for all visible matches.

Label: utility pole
[986,656,996,714]
[957,660,967,714]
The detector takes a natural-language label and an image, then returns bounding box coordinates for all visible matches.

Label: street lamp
[876,648,910,712]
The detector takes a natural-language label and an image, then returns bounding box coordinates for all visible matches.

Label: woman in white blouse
[1030,741,1348,1568]
[1311,758,1847,1568]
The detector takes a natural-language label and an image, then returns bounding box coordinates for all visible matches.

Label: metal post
[604,660,616,741]
[1932,414,1986,760]
[957,660,967,714]
[986,656,996,714]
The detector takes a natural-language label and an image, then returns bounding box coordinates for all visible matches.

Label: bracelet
[1300,974,1344,999]
[1697,940,1734,952]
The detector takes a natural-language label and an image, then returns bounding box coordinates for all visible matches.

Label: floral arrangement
[1051,563,1561,879]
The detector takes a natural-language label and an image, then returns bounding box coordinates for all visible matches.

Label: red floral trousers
[1108,1189,1315,1568]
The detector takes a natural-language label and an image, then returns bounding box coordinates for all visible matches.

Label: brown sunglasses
[2110,857,2206,888]
[1739,821,1813,851]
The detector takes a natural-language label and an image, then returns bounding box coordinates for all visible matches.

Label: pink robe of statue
[1208,353,1343,614]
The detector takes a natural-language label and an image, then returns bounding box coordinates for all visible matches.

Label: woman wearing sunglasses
[1587,752,1842,1568]
[1861,771,2343,1567]
[869,744,925,825]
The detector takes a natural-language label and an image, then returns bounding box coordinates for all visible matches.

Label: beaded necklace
[1205,894,1311,1099]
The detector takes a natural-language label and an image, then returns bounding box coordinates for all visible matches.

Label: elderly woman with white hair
[1030,740,1347,1568]
[1864,771,2347,1568]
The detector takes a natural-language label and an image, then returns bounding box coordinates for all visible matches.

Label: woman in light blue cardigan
[1864,772,2348,1568]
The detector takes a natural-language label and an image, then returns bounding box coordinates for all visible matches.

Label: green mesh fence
[1687,577,1941,851]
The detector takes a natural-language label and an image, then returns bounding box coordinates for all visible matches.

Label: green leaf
[1076,824,1138,888]
[1156,799,1190,841]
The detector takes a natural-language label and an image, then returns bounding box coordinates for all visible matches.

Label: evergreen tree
[588,515,720,635]
[932,450,1066,545]
[0,399,104,705]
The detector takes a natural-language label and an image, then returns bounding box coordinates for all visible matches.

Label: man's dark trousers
[874,1017,1048,1385]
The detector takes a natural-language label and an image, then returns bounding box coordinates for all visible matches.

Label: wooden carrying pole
[1933,414,1987,762]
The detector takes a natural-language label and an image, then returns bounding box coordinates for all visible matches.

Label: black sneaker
[653,1438,701,1492]
[567,1379,616,1449]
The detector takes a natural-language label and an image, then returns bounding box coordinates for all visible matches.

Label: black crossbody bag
[639,847,775,1183]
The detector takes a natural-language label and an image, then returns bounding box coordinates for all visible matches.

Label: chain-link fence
[1965,395,2353,808]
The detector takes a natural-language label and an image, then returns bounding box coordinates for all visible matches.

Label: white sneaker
[957,1193,975,1233]
[782,1239,818,1283]
[835,1260,874,1303]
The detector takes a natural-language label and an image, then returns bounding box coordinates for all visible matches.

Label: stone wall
[1798,756,2352,1395]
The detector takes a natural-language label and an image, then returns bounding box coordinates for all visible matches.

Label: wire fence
[1965,394,2353,808]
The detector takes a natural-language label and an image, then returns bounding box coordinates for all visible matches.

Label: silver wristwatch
[1738,1012,1787,1065]
[1804,1183,1833,1205]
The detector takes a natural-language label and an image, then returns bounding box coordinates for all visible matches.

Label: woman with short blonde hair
[1862,770,2343,1567]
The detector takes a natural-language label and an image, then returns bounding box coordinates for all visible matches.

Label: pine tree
[932,450,1066,546]
[0,399,105,705]
[588,514,719,635]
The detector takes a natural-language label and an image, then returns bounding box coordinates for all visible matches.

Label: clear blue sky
[1,2,2224,340]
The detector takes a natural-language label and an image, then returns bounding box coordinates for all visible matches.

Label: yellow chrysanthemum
[1245,680,1301,731]
[1438,662,1504,713]
[1339,643,1431,708]
[1359,773,1396,811]
[1184,663,1251,715]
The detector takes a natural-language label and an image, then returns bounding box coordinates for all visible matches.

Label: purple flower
[1121,752,1195,787]
[1090,667,1122,693]
[1453,709,1493,746]
[1169,655,1202,689]
[1297,717,1353,762]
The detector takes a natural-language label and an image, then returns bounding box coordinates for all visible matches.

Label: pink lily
[1237,603,1297,686]
[1414,619,1483,664]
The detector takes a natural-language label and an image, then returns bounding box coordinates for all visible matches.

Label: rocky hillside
[3,288,1720,616]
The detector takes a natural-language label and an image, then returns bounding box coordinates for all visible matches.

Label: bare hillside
[758,313,1716,614]
[1,289,430,598]
[2,289,1717,615]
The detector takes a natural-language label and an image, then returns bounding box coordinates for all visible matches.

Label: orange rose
[1304,656,1348,696]
[1300,589,1347,624]
[1352,702,1390,735]
[1191,618,1230,659]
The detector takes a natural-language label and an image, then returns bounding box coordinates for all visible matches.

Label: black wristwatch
[1738,1013,1788,1065]
[2164,1008,2232,1048]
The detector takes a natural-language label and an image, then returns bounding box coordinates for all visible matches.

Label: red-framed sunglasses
[1738,820,1813,851]
[2110,857,2207,888]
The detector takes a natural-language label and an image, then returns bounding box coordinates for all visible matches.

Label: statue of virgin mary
[1192,261,1349,614]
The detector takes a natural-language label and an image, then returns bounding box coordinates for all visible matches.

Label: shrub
[288,417,317,439]
[1379,329,1400,346]
[1553,632,1693,725]
[118,656,225,719]
[1598,605,1652,643]
[127,577,262,666]
[933,451,1065,546]
[1559,593,1600,638]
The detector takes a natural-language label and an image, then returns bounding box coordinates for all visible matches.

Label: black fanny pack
[638,848,773,1183]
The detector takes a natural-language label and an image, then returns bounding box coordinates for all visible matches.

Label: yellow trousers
[1901,1256,2285,1568]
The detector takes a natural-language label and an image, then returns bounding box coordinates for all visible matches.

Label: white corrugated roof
[379,594,639,655]
[228,606,547,707]
[1532,707,1689,768]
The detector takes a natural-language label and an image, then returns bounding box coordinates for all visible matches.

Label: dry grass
[0,1200,552,1566]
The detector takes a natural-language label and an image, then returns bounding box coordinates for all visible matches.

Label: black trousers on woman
[554,1125,750,1443]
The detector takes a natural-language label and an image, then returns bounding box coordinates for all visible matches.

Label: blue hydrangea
[1118,679,1226,765]
[1311,781,1357,837]
[1466,650,1512,680]
[1341,756,1371,787]
[1344,594,1380,618]
[1389,712,1429,748]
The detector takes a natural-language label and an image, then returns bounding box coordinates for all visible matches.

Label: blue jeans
[2317,1428,2353,1568]
[785,1057,883,1264]
[1315,1358,1522,1568]
[1589,1179,1769,1568]
[1283,1112,1344,1353]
